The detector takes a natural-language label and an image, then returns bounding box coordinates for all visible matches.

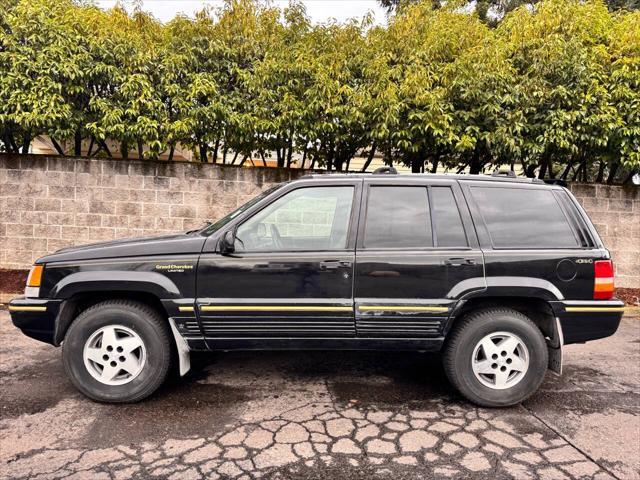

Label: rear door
[354,178,485,338]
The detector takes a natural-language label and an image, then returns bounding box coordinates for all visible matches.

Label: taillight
[593,260,614,300]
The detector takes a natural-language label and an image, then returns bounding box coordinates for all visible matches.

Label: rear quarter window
[470,186,579,249]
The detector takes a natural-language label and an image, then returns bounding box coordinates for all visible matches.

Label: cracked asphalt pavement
[1,311,638,480]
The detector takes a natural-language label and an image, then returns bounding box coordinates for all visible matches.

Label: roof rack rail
[491,169,517,178]
[373,166,398,175]
[543,179,568,187]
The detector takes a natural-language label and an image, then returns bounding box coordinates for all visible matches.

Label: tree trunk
[538,162,547,179]
[9,133,19,153]
[301,146,308,169]
[199,143,208,163]
[469,145,482,174]
[411,157,421,173]
[595,161,606,183]
[607,162,619,184]
[74,130,82,156]
[137,139,144,160]
[50,137,65,156]
[121,140,129,160]
[231,151,239,165]
[21,131,31,154]
[361,142,377,172]
[430,157,439,174]
[87,137,95,157]
[560,161,574,180]
[212,138,220,163]
[99,139,112,157]
[286,138,294,168]
[168,144,175,162]
[260,151,267,166]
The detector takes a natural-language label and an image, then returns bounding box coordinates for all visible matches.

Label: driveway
[1,311,638,480]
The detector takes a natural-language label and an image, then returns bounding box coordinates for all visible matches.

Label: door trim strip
[358,305,449,313]
[199,305,352,312]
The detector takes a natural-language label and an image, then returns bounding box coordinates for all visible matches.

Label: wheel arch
[53,291,169,346]
[445,296,558,345]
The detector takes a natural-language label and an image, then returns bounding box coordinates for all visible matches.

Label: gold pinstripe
[8,306,47,312]
[358,305,449,312]
[178,306,195,312]
[564,307,625,313]
[200,305,352,312]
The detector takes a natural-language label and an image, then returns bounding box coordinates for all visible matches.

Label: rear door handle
[444,257,476,266]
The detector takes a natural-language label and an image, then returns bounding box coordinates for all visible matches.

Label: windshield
[199,184,283,236]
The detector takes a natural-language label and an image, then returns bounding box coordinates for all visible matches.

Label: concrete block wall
[568,183,639,289]
[0,155,301,269]
[1,155,639,288]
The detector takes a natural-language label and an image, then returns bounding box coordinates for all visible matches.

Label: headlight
[25,264,44,298]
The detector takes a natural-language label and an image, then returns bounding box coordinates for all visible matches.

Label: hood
[37,233,207,264]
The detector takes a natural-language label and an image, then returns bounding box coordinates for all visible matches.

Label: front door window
[235,186,354,252]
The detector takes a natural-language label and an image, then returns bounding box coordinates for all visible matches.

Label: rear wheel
[63,300,172,403]
[443,308,548,407]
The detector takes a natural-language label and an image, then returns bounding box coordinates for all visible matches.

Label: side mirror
[220,230,235,254]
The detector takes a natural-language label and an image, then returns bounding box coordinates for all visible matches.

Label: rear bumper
[8,297,62,345]
[550,299,625,344]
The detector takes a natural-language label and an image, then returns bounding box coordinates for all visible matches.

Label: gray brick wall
[568,183,640,289]
[1,155,639,288]
[0,155,300,269]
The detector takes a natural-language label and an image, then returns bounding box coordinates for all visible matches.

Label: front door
[197,181,361,341]
[354,179,485,338]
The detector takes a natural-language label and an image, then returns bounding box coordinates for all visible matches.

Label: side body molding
[49,271,182,299]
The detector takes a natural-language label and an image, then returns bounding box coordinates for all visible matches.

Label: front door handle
[444,257,476,266]
[320,260,352,270]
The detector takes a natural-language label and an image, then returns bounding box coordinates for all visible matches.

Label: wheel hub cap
[471,331,529,390]
[83,325,146,386]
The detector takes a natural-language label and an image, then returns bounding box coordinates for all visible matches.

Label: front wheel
[443,308,548,407]
[63,300,172,403]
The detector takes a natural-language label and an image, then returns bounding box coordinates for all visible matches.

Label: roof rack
[491,169,517,178]
[373,166,398,175]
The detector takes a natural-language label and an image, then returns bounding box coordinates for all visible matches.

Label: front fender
[49,271,182,300]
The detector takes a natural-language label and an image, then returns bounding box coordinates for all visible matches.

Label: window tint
[364,186,432,248]
[235,186,354,252]
[471,186,579,248]
[431,187,467,247]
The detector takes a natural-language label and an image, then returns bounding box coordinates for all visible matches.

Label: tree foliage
[0,0,638,182]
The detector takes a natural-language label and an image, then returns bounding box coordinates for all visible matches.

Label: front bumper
[550,299,625,344]
[8,297,63,345]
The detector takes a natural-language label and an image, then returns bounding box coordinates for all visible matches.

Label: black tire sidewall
[449,311,548,407]
[63,303,170,402]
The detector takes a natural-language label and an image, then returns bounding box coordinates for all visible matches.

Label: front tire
[443,308,548,407]
[63,300,172,403]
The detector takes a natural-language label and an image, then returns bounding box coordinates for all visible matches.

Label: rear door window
[364,186,432,248]
[470,186,579,248]
[431,187,468,247]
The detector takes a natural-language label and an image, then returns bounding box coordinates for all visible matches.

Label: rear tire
[443,307,548,407]
[63,300,172,403]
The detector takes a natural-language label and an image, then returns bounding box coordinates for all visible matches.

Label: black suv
[9,171,624,406]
